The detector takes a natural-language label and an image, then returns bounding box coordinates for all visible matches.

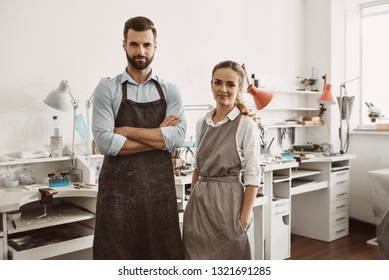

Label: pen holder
[49,178,70,187]
[48,171,71,187]
[261,147,271,157]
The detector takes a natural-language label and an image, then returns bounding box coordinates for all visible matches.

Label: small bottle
[50,116,63,157]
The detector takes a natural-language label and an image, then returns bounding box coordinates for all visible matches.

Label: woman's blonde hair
[212,60,255,118]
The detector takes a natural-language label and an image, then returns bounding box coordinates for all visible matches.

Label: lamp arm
[86,93,94,163]
[340,77,361,88]
[68,89,79,167]
[339,84,344,154]
[86,92,94,109]
[241,63,252,88]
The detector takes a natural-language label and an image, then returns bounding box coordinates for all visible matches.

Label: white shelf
[291,168,322,179]
[290,181,327,196]
[264,124,324,128]
[331,166,350,172]
[6,203,95,235]
[264,89,322,95]
[7,223,94,260]
[0,155,72,167]
[262,107,320,111]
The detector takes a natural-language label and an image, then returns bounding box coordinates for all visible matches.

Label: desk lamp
[317,84,336,105]
[241,63,273,110]
[44,80,79,167]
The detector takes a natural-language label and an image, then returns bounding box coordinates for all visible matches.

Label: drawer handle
[336,172,347,176]
[274,202,286,206]
[336,192,348,197]
[336,180,348,185]
[336,229,346,234]
[336,217,347,222]
[275,210,288,215]
[336,204,347,209]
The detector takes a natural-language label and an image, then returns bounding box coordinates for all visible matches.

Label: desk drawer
[330,211,348,227]
[329,222,349,241]
[8,223,94,260]
[331,170,349,186]
[330,185,349,202]
[330,199,349,214]
[272,199,289,216]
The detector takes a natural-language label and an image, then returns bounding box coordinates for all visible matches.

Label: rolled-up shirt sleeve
[239,116,261,187]
[160,83,187,150]
[192,115,207,170]
[92,81,125,156]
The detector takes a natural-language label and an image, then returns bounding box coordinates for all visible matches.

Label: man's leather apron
[93,80,184,260]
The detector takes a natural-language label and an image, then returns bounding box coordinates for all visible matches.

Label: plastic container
[50,115,63,157]
[1,172,19,187]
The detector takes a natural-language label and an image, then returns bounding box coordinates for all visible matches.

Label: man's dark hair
[123,16,157,42]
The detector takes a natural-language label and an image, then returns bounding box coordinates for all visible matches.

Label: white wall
[0,0,304,151]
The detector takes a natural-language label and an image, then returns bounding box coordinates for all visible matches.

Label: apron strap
[121,82,127,100]
[152,79,165,100]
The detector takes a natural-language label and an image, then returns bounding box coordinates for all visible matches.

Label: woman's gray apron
[93,80,184,260]
[183,113,255,259]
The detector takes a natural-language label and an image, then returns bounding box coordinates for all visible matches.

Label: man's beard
[126,52,154,70]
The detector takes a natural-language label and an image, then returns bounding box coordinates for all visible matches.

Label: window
[361,2,389,124]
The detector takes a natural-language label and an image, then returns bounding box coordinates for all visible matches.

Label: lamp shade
[44,80,72,112]
[248,85,273,110]
[317,84,336,105]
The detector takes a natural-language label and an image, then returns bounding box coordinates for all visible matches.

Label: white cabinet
[263,161,298,260]
[263,155,355,259]
[291,156,355,242]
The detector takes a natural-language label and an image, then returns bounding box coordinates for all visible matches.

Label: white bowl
[4,180,19,187]
[7,210,22,220]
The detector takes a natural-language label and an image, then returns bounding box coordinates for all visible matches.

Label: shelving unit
[5,200,95,260]
[245,88,326,154]
[0,147,97,260]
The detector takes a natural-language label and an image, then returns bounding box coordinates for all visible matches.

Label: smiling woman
[183,60,261,260]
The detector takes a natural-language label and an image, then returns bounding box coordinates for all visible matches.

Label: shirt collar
[205,107,240,125]
[120,68,158,85]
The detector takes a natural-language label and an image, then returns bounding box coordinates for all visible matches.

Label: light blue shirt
[92,69,187,155]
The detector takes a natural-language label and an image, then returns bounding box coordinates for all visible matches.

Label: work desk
[0,186,98,213]
[1,154,355,260]
[260,154,356,259]
[0,186,97,260]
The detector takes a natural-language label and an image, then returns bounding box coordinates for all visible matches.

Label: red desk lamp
[241,64,273,110]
